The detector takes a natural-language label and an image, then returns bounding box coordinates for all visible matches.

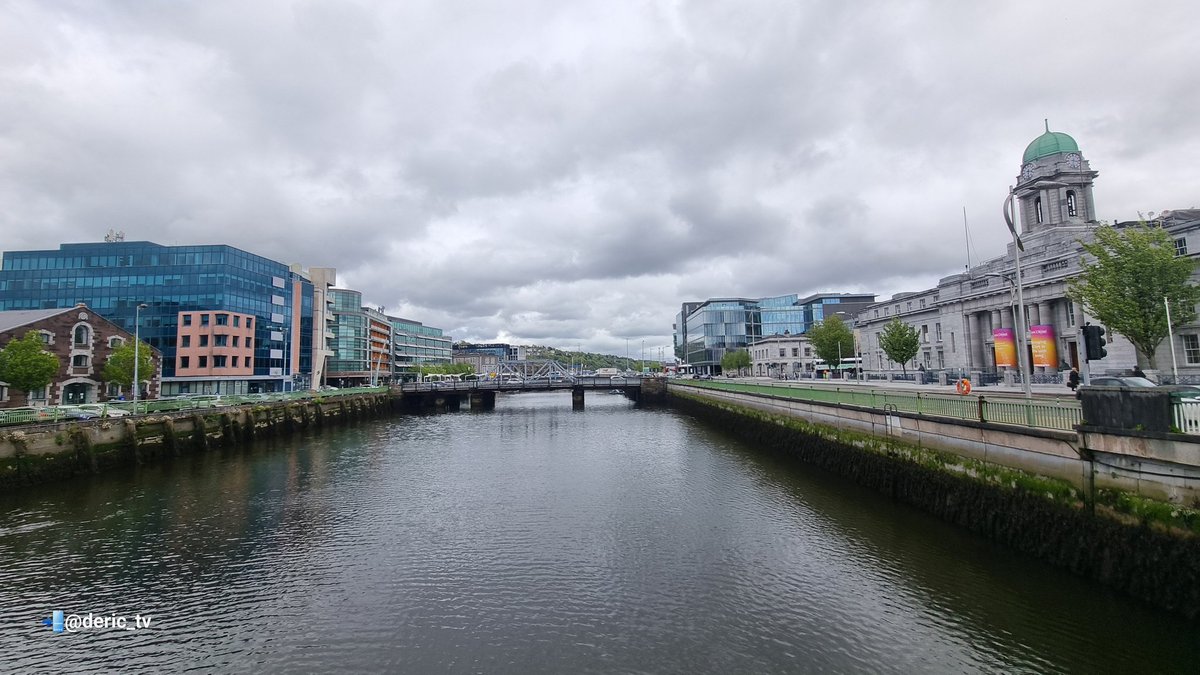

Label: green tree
[808,315,855,377]
[102,339,156,396]
[0,330,60,397]
[878,318,920,375]
[416,362,475,377]
[720,349,750,375]
[1067,223,1200,368]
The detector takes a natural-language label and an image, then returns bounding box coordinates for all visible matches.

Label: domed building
[853,123,1187,383]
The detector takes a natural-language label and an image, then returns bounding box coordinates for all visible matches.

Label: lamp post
[1003,186,1034,421]
[133,303,147,408]
[281,326,291,393]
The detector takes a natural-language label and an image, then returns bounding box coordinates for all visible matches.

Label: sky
[1,1,1198,360]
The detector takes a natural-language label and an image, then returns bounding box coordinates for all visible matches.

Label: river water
[2,393,1196,672]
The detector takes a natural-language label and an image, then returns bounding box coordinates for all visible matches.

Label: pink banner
[993,328,1017,368]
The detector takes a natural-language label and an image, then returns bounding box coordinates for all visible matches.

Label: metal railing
[0,387,388,427]
[675,380,1083,432]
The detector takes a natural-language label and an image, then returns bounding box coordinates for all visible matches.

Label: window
[233,316,241,327]
[180,356,190,368]
[779,348,786,357]
[1066,300,1077,327]
[198,356,207,368]
[74,325,90,345]
[216,314,229,326]
[247,318,253,329]
[214,355,227,368]
[108,336,125,348]
[215,335,228,347]
[1175,238,1188,256]
[921,325,929,343]
[233,336,240,347]
[39,331,53,344]
[231,356,239,367]
[874,310,879,318]
[792,348,799,357]
[950,332,956,353]
[200,335,209,347]
[201,314,210,327]
[107,382,121,397]
[1035,197,1044,223]
[1066,190,1077,217]
[935,323,943,342]
[920,299,926,309]
[246,338,253,349]
[182,314,192,327]
[1185,335,1200,365]
[72,355,89,367]
[182,335,191,348]
[906,302,912,311]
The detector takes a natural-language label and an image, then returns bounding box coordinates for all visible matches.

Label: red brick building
[0,304,161,407]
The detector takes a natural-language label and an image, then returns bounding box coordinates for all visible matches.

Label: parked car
[1088,376,1157,387]
[54,406,100,420]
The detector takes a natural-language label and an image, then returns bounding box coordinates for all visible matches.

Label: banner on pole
[993,328,1017,368]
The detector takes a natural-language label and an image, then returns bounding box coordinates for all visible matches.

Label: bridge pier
[572,387,585,410]
[470,391,496,411]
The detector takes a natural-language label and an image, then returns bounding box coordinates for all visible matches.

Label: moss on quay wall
[670,390,1200,620]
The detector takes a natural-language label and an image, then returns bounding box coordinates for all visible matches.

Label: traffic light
[1083,325,1108,361]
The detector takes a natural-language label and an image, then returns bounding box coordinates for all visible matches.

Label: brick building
[0,304,161,407]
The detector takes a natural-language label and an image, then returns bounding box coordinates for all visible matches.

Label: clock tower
[1014,121,1098,235]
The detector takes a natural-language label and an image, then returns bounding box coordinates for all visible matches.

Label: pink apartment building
[174,310,255,393]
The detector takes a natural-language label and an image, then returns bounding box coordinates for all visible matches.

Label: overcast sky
[2,1,1197,359]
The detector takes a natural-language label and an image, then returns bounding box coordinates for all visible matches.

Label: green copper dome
[1023,127,1079,163]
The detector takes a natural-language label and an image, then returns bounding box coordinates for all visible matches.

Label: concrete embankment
[0,392,397,490]
[669,387,1200,620]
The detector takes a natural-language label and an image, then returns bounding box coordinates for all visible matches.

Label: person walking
[1067,367,1080,391]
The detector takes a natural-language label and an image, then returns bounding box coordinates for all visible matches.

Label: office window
[180,356,190,368]
[200,335,209,347]
[247,318,253,329]
[246,338,253,349]
[233,336,240,347]
[201,314,210,327]
[216,314,229,326]
[214,355,227,368]
[198,356,207,368]
[182,314,192,327]
[1185,335,1200,364]
[215,335,228,347]
[182,335,191,348]
[233,316,241,327]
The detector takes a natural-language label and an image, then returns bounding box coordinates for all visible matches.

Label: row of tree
[0,331,155,400]
[713,223,1198,375]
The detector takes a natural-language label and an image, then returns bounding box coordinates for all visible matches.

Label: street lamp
[133,303,147,407]
[1002,186,1034,419]
[280,326,291,392]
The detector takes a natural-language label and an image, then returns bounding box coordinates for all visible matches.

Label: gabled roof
[0,308,72,334]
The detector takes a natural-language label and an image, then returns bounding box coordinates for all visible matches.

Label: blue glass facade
[0,241,313,388]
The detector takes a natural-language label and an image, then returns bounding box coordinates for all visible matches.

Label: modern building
[0,304,162,407]
[674,293,876,375]
[390,317,453,382]
[0,241,325,395]
[854,124,1200,382]
[452,343,526,377]
[327,289,388,386]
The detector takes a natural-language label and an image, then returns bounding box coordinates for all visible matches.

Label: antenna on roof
[1045,118,1050,132]
[103,229,125,242]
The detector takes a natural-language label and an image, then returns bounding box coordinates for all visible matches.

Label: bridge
[398,376,654,410]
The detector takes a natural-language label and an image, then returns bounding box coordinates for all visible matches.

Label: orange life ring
[956,379,972,395]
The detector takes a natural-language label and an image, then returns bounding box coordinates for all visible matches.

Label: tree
[1067,223,1200,369]
[808,315,855,377]
[720,349,750,375]
[878,318,920,375]
[0,330,60,398]
[103,339,156,396]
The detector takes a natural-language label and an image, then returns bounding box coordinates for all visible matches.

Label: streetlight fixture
[133,303,147,407]
[1002,186,1034,421]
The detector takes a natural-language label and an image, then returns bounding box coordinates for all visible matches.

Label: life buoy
[956,379,972,395]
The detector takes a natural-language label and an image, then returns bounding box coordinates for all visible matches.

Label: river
[1,392,1196,672]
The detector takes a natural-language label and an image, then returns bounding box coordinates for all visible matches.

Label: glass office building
[0,241,314,394]
[390,317,453,382]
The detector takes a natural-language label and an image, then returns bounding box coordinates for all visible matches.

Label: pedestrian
[1067,367,1080,391]
[1132,364,1146,378]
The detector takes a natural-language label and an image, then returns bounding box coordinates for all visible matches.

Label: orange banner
[1031,325,1058,368]
[993,328,1017,368]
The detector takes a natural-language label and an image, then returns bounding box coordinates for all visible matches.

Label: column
[967,313,982,370]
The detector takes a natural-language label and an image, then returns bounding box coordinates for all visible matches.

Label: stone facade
[0,305,162,407]
[856,127,1196,383]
